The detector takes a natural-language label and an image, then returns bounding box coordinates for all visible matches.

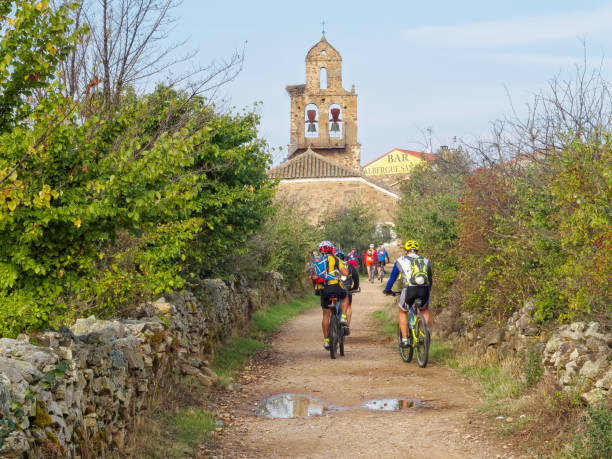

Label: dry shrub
[123,373,213,458]
[504,373,586,453]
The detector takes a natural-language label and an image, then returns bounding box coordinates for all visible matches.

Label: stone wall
[436,301,612,405]
[0,273,288,457]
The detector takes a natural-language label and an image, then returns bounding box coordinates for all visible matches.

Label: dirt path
[202,279,525,458]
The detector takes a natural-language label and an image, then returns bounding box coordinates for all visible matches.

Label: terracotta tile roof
[288,147,348,158]
[267,148,400,198]
[268,148,359,179]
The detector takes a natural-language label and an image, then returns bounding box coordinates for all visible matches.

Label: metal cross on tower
[321,20,326,36]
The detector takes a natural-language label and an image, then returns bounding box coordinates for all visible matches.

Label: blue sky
[170,0,612,164]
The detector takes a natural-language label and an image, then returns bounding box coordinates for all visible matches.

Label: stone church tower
[285,36,360,170]
[269,36,399,226]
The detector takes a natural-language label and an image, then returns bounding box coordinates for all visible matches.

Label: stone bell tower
[286,36,361,170]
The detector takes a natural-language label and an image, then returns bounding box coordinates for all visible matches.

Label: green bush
[0,6,274,336]
[571,401,612,458]
[235,197,317,288]
[396,148,471,309]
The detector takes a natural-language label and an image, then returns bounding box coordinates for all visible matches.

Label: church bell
[330,108,341,132]
[307,109,317,132]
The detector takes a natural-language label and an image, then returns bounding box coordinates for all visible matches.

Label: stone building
[269,36,399,224]
[268,147,399,224]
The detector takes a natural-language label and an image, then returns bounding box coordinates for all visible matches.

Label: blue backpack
[310,255,338,285]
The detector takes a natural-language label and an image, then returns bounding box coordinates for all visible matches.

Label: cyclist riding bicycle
[383,240,433,348]
[376,244,390,279]
[347,248,360,270]
[311,241,350,350]
[363,244,378,283]
[336,250,360,333]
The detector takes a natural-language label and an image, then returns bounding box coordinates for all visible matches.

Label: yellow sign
[362,149,426,176]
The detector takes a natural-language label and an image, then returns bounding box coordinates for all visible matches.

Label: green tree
[0,1,82,134]
[318,199,377,252]
[396,148,472,307]
[237,197,318,288]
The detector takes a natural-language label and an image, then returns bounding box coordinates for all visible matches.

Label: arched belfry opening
[305,104,319,138]
[329,104,342,138]
[285,36,360,171]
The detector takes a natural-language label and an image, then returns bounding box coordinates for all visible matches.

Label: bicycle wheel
[414,315,430,368]
[397,323,413,362]
[339,321,345,356]
[328,315,338,359]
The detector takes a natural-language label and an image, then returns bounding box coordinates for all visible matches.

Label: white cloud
[479,51,612,69]
[401,4,612,46]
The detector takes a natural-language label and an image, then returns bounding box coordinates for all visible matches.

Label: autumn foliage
[397,139,611,324]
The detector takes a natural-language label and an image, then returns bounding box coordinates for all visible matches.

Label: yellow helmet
[403,240,419,251]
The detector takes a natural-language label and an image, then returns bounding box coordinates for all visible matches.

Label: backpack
[407,256,429,286]
[310,255,338,285]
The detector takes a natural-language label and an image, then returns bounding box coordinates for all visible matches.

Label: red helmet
[318,240,334,253]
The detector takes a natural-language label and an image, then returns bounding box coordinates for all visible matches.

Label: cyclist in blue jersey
[376,244,390,279]
[383,240,432,348]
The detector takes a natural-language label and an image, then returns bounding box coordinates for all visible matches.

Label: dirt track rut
[203,279,525,458]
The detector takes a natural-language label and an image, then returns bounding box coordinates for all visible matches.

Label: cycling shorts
[320,284,347,309]
[398,286,430,312]
[377,261,386,267]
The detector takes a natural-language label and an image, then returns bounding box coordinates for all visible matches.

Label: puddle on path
[256,394,331,418]
[362,398,422,411]
[256,394,424,418]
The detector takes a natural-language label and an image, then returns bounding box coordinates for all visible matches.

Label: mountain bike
[327,295,344,359]
[388,291,430,367]
[377,263,386,282]
[327,289,359,359]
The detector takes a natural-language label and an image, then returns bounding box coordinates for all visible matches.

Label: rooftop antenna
[321,20,326,36]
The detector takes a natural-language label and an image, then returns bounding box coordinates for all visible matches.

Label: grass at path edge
[213,294,320,386]
[372,303,453,363]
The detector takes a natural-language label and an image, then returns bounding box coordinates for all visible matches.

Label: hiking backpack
[398,256,430,286]
[408,256,429,286]
[310,255,338,285]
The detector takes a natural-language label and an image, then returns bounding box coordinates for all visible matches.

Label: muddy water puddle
[256,394,333,418]
[363,398,423,411]
[256,394,425,418]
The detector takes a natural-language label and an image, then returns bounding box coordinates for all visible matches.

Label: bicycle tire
[339,322,345,356]
[397,323,413,363]
[328,315,338,359]
[415,315,430,368]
